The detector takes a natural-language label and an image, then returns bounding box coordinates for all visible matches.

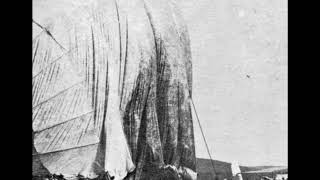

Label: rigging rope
[190,98,217,179]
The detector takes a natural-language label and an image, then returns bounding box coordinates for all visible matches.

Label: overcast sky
[176,0,287,166]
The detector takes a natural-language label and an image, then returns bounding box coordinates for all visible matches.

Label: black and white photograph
[32,0,288,179]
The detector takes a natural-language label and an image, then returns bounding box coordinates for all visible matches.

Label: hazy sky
[175,0,287,166]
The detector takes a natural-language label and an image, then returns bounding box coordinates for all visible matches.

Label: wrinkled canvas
[33,0,196,179]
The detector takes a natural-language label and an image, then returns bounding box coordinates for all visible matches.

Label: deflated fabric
[32,0,196,179]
